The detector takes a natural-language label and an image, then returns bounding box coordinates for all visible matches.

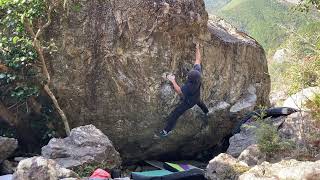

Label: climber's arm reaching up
[167,74,182,95]
[195,43,201,65]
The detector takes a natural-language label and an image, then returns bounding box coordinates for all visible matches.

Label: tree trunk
[23,3,71,136]
[44,85,71,136]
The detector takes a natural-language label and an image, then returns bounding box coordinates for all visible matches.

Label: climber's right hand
[167,74,175,82]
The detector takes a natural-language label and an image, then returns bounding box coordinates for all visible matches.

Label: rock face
[42,125,121,169]
[0,136,18,163]
[12,156,79,180]
[239,159,320,180]
[46,1,270,160]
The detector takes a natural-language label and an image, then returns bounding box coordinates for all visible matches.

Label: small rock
[0,160,16,175]
[238,144,266,166]
[114,178,130,180]
[283,86,320,110]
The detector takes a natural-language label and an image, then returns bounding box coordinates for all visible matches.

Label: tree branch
[23,18,36,39]
[35,5,53,39]
[22,1,71,136]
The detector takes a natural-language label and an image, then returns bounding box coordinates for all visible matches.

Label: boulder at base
[42,125,121,169]
[205,153,250,180]
[239,159,320,180]
[12,156,78,180]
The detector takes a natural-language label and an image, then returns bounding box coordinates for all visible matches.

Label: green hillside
[204,0,231,12]
[207,0,320,56]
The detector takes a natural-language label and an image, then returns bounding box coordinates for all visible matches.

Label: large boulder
[12,156,79,180]
[0,136,18,163]
[239,159,320,180]
[205,153,250,180]
[42,125,121,169]
[45,1,270,160]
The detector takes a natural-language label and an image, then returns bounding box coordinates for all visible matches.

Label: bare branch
[23,18,36,38]
[35,5,53,39]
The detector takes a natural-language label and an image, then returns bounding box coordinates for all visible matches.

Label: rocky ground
[1,97,319,179]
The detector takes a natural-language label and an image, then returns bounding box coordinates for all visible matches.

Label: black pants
[164,101,209,132]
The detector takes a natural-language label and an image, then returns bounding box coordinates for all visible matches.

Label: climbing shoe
[159,129,170,138]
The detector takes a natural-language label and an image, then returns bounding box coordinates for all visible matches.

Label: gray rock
[0,160,16,175]
[45,0,270,161]
[278,112,310,141]
[229,85,257,114]
[227,117,285,157]
[239,159,320,180]
[283,86,320,110]
[227,116,286,158]
[12,156,79,180]
[238,144,266,167]
[0,137,18,163]
[205,153,250,180]
[42,125,121,169]
[227,123,258,157]
[114,178,130,180]
[272,48,290,63]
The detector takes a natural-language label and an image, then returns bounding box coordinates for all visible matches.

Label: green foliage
[0,0,48,102]
[296,0,320,11]
[256,121,295,156]
[208,0,320,56]
[286,58,320,94]
[220,164,250,180]
[253,109,295,155]
[73,162,110,178]
[256,122,281,154]
[0,0,62,146]
[204,0,231,12]
[306,93,320,121]
[270,56,320,95]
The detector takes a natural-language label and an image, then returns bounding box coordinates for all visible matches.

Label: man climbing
[159,43,209,137]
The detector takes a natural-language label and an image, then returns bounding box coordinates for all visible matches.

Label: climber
[158,43,209,137]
